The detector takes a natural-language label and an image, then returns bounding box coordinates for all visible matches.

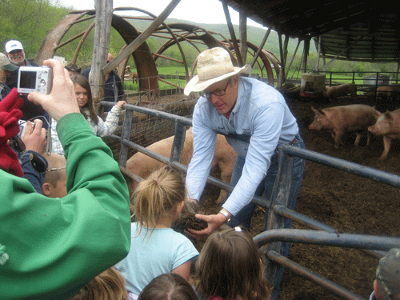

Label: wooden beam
[239,10,247,64]
[103,0,180,75]
[251,27,271,68]
[301,38,310,73]
[90,0,113,106]
[222,1,243,66]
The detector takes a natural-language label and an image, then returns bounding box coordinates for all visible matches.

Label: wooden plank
[103,0,181,75]
[90,0,113,106]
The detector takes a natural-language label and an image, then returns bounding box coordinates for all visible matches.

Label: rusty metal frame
[35,8,282,98]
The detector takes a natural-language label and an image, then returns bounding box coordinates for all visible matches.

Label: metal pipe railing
[110,102,400,300]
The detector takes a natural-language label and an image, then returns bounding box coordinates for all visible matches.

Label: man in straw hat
[184,47,306,299]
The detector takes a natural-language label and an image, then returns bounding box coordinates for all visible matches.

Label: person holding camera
[0,59,131,300]
[4,39,48,123]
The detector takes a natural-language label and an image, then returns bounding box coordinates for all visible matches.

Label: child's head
[374,248,400,300]
[132,165,186,231]
[195,227,271,300]
[68,267,128,300]
[138,273,198,300]
[42,153,67,198]
[70,74,98,124]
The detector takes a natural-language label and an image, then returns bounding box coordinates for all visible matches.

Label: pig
[324,83,357,101]
[368,108,400,160]
[126,127,236,204]
[376,85,400,101]
[132,72,138,84]
[309,104,378,148]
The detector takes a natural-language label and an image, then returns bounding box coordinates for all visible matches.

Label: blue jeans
[228,135,306,300]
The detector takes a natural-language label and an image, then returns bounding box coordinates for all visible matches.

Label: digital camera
[17,66,53,94]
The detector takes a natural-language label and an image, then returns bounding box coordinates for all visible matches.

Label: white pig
[368,108,400,160]
[309,104,378,148]
[126,127,236,203]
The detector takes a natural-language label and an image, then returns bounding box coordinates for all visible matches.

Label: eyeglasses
[47,167,66,172]
[199,79,231,99]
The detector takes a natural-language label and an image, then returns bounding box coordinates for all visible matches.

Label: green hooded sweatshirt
[0,113,131,299]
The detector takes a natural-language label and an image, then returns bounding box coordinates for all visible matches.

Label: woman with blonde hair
[115,166,198,299]
[195,227,271,300]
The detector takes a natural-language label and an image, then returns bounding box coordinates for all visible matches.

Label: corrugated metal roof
[223,0,400,62]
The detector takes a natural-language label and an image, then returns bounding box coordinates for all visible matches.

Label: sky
[54,0,264,28]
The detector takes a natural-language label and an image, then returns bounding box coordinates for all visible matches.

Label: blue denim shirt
[186,77,299,216]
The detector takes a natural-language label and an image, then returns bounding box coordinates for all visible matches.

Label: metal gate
[108,101,400,300]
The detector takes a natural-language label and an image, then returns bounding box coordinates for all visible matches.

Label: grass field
[123,66,399,91]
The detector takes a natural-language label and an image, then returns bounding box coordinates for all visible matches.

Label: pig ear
[373,109,381,118]
[311,106,323,114]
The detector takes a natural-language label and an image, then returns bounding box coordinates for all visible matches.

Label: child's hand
[116,101,126,108]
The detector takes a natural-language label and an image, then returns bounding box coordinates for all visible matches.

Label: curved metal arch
[35,9,159,94]
[155,23,224,55]
[222,39,282,86]
[114,7,191,81]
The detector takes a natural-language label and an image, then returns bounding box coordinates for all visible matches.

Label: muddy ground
[110,92,400,300]
[197,93,400,300]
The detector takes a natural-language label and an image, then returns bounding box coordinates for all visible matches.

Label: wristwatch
[219,209,232,223]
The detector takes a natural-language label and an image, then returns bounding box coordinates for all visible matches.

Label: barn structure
[35,1,400,299]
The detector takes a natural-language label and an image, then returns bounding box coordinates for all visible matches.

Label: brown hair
[131,165,186,236]
[70,74,98,125]
[195,227,271,300]
[138,273,198,300]
[68,267,129,300]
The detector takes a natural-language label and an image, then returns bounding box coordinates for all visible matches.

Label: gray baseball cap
[0,53,18,71]
[376,248,400,300]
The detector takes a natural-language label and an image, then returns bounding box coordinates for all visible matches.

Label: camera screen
[19,71,37,89]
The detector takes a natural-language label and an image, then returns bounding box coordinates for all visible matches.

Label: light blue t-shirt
[115,222,199,295]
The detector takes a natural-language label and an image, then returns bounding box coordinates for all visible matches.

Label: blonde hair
[68,267,129,300]
[44,153,67,186]
[131,165,186,235]
[195,227,271,300]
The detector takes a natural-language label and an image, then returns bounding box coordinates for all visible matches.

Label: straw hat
[184,47,252,95]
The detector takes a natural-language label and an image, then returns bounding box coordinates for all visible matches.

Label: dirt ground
[114,91,400,300]
[195,93,400,300]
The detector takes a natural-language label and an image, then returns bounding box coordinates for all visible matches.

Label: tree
[0,0,68,59]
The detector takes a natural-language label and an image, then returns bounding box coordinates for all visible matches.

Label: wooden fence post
[90,0,113,108]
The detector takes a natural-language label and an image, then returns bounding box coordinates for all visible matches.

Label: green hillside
[126,17,317,56]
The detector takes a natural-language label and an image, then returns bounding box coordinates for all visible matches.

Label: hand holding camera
[18,66,53,95]
[26,59,80,121]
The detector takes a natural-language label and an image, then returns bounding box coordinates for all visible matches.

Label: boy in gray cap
[371,248,400,300]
